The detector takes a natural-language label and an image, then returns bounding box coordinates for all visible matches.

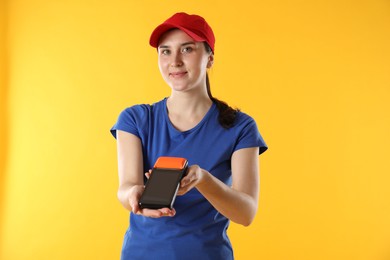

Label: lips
[169,71,187,78]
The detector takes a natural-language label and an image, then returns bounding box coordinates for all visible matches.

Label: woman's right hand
[127,184,176,218]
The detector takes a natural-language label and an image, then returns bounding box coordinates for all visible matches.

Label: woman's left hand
[177,165,207,195]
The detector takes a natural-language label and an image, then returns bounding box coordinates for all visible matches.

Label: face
[157,29,213,93]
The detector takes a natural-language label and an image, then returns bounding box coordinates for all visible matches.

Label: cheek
[158,60,171,82]
[158,59,167,73]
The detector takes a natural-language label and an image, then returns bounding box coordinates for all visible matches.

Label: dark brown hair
[204,43,239,129]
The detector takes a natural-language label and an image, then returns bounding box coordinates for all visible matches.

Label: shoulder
[119,99,165,119]
[234,111,258,129]
[111,99,166,138]
[233,111,268,154]
[121,104,151,118]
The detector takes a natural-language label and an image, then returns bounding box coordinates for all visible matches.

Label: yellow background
[1,0,390,259]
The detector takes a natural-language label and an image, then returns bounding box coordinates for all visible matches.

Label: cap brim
[149,23,206,48]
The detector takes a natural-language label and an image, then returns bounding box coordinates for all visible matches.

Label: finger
[177,184,192,195]
[181,174,196,188]
[141,208,175,218]
[177,188,185,196]
[141,208,163,218]
[160,207,176,217]
[130,198,140,214]
[131,202,139,213]
[180,175,192,187]
[145,169,152,179]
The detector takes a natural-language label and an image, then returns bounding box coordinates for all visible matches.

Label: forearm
[196,170,258,226]
[116,130,144,212]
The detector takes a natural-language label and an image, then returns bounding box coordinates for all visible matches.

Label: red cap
[149,12,215,53]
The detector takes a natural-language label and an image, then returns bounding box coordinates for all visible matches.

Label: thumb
[131,201,140,214]
[129,196,140,214]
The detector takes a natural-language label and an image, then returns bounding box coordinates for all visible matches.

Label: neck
[166,92,213,132]
[168,93,212,115]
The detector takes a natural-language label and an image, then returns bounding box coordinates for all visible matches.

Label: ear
[207,53,214,68]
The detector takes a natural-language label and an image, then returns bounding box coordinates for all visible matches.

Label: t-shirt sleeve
[110,105,149,139]
[233,115,268,155]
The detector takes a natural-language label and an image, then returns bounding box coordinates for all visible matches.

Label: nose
[170,52,183,67]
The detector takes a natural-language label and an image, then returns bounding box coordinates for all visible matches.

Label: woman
[111,12,267,260]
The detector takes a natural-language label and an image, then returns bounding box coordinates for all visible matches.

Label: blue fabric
[111,98,267,260]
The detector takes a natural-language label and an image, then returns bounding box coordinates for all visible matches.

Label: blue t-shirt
[111,98,267,260]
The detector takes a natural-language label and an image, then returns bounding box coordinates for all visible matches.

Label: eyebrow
[158,41,196,49]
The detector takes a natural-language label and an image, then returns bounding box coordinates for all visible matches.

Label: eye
[160,49,171,55]
[182,46,193,53]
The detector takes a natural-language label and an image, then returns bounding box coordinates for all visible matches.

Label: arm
[178,147,260,226]
[116,130,175,217]
[116,130,144,211]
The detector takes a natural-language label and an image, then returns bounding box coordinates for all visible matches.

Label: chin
[169,83,191,92]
